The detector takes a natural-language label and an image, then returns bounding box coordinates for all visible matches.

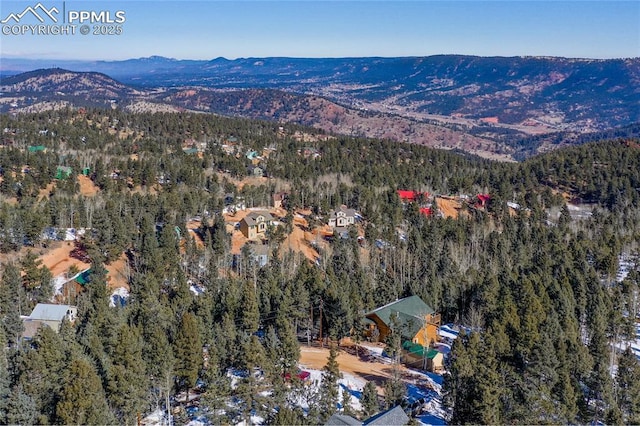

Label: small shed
[402,341,444,372]
[75,268,92,285]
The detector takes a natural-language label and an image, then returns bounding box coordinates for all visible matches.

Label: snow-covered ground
[41,227,87,241]
[109,287,129,307]
[616,253,637,283]
[614,253,639,361]
[438,325,459,341]
[222,362,448,425]
[140,408,166,426]
[189,282,205,296]
[52,275,68,296]
[145,335,456,426]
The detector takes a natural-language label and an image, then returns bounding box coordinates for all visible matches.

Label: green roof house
[365,295,440,347]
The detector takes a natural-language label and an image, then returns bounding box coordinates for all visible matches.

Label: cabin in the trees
[327,205,356,228]
[22,303,77,339]
[240,211,274,239]
[365,295,440,347]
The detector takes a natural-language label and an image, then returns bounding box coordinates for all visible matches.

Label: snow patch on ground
[617,253,637,283]
[438,324,463,343]
[140,408,165,426]
[190,283,205,296]
[53,275,68,296]
[109,287,129,307]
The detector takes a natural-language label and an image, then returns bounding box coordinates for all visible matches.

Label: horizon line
[2,53,639,63]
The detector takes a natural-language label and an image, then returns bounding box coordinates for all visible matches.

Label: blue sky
[1,1,638,60]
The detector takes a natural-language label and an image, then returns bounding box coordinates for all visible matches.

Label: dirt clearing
[300,345,395,389]
[77,175,99,196]
[435,196,466,219]
[39,241,90,277]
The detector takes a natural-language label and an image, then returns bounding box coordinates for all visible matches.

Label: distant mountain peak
[139,55,177,62]
[1,68,138,101]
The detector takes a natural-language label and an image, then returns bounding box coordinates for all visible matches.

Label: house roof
[29,304,75,322]
[397,190,429,202]
[365,296,435,338]
[242,211,274,226]
[477,193,491,203]
[326,414,361,426]
[402,341,441,359]
[75,268,92,285]
[419,207,432,216]
[329,205,356,217]
[363,405,409,425]
[397,190,418,201]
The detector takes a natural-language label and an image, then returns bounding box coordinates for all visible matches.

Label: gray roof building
[243,211,274,227]
[326,414,362,425]
[29,304,77,322]
[363,405,410,425]
[22,304,78,337]
[325,405,410,426]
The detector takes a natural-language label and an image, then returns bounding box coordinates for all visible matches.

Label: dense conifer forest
[0,109,639,424]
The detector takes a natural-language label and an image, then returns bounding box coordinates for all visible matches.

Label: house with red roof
[475,194,491,208]
[397,190,429,203]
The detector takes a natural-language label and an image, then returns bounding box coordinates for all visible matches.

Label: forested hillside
[0,109,639,424]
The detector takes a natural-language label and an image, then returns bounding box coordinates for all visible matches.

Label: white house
[328,205,357,228]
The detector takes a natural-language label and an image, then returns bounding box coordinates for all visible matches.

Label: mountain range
[2,55,639,160]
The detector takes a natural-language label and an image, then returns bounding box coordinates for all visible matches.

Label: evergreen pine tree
[342,386,354,416]
[107,324,149,425]
[616,347,640,424]
[56,358,114,425]
[6,384,37,426]
[318,345,342,422]
[0,263,25,346]
[241,279,260,334]
[173,312,202,391]
[361,380,379,418]
[0,327,9,424]
[383,369,406,410]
